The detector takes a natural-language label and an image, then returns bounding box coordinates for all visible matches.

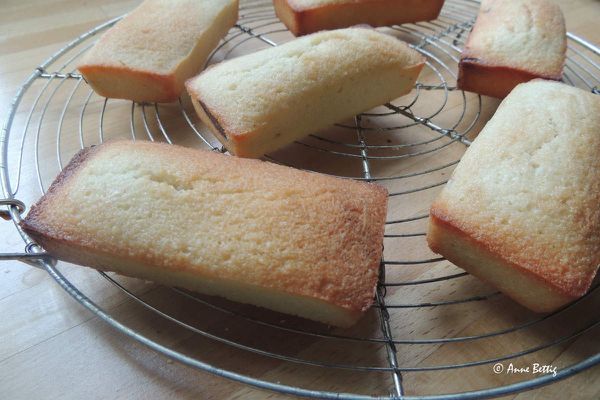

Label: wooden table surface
[1,1,599,399]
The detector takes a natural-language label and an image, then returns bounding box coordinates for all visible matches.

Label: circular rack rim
[2,0,600,398]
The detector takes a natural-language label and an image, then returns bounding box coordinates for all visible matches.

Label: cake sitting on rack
[20,141,388,328]
[78,0,239,103]
[427,80,600,312]
[186,27,424,158]
[457,0,566,99]
[273,0,446,36]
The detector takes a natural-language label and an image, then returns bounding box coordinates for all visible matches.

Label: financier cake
[273,0,445,36]
[427,80,600,313]
[457,0,566,99]
[20,141,388,327]
[78,0,239,103]
[186,27,424,158]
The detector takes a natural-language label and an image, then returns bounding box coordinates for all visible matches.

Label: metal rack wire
[1,0,600,398]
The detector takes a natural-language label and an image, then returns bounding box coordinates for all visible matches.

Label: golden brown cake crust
[427,212,577,313]
[427,80,600,312]
[429,209,589,301]
[274,0,445,36]
[77,65,180,103]
[457,0,566,98]
[21,141,388,326]
[457,62,547,100]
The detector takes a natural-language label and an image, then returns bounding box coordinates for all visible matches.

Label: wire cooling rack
[2,0,600,398]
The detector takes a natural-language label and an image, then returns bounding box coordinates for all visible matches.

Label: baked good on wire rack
[78,0,239,103]
[273,0,445,36]
[457,0,566,99]
[186,27,425,158]
[427,80,600,313]
[20,141,388,328]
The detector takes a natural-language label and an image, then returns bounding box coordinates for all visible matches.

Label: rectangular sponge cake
[274,0,445,36]
[186,27,424,158]
[78,0,238,103]
[20,141,388,327]
[457,0,566,99]
[427,80,600,313]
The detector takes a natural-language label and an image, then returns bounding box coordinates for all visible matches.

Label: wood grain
[1,1,599,399]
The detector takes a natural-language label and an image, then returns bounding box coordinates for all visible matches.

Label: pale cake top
[23,141,388,314]
[79,0,237,74]
[186,27,424,136]
[463,0,566,78]
[432,80,600,297]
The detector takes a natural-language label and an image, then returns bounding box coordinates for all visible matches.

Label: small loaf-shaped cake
[273,0,445,36]
[186,28,424,158]
[457,0,566,99]
[78,0,239,103]
[427,80,600,313]
[21,141,388,327]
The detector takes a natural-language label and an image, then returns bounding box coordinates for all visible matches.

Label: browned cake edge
[23,226,372,327]
[427,208,581,313]
[78,65,180,103]
[273,0,303,36]
[457,59,562,99]
[184,86,242,155]
[22,145,101,230]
